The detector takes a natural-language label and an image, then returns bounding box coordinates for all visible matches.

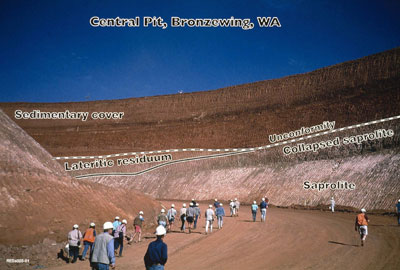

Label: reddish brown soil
[38,202,400,270]
[1,48,399,157]
[0,109,160,247]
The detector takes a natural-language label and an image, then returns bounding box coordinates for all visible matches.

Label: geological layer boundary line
[73,115,400,179]
[54,114,400,161]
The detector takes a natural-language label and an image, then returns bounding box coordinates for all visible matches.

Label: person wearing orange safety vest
[355,208,370,247]
[81,222,96,260]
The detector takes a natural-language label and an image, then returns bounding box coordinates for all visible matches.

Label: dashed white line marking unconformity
[54,115,400,161]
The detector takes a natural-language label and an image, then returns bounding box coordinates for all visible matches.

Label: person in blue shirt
[396,199,400,226]
[144,226,168,270]
[259,198,268,222]
[214,198,220,208]
[112,216,121,231]
[216,203,226,229]
[251,201,258,222]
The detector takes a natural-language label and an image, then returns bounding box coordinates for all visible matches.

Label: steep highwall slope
[0,109,159,246]
[1,48,399,211]
[89,122,400,210]
[1,47,399,156]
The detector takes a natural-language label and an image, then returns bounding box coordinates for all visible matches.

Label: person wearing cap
[213,198,220,209]
[67,224,82,263]
[194,203,201,229]
[251,201,258,222]
[396,199,400,226]
[81,222,96,261]
[91,221,115,270]
[215,203,225,229]
[180,203,187,232]
[186,203,196,233]
[330,197,335,213]
[144,225,168,270]
[235,198,240,217]
[205,205,215,234]
[167,204,177,232]
[229,199,236,217]
[355,208,370,247]
[259,198,268,222]
[114,219,127,257]
[157,209,168,228]
[131,211,144,243]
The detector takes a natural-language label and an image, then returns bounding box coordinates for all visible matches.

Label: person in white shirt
[180,203,187,232]
[229,200,236,217]
[235,198,240,217]
[167,204,177,232]
[205,205,215,234]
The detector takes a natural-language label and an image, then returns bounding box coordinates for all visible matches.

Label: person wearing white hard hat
[114,219,127,257]
[330,197,335,213]
[131,211,144,243]
[355,208,370,247]
[235,198,240,217]
[215,203,225,229]
[194,203,201,229]
[214,198,220,208]
[67,224,82,263]
[229,199,236,217]
[144,225,168,270]
[180,203,187,232]
[167,204,177,232]
[259,198,268,222]
[251,201,258,222]
[81,222,96,261]
[157,209,168,228]
[205,205,215,234]
[91,221,115,270]
[396,199,400,226]
[186,202,196,233]
[112,216,121,233]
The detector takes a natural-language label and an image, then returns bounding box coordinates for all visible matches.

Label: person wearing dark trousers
[114,219,127,257]
[180,203,187,232]
[67,224,82,263]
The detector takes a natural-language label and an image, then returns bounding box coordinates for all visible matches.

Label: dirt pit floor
[7,201,400,270]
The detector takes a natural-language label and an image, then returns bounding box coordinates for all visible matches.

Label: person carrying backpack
[114,219,127,257]
[251,201,258,222]
[355,208,370,247]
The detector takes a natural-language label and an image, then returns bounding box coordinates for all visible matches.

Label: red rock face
[1,47,399,211]
[0,110,159,246]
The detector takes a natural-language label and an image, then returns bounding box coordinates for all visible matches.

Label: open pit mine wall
[0,47,400,157]
[90,122,400,211]
[0,109,160,246]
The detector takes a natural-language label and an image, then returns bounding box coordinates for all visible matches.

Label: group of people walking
[65,197,399,268]
[160,198,242,235]
[251,198,269,222]
[66,211,146,269]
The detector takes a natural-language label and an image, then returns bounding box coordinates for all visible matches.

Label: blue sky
[0,0,399,102]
